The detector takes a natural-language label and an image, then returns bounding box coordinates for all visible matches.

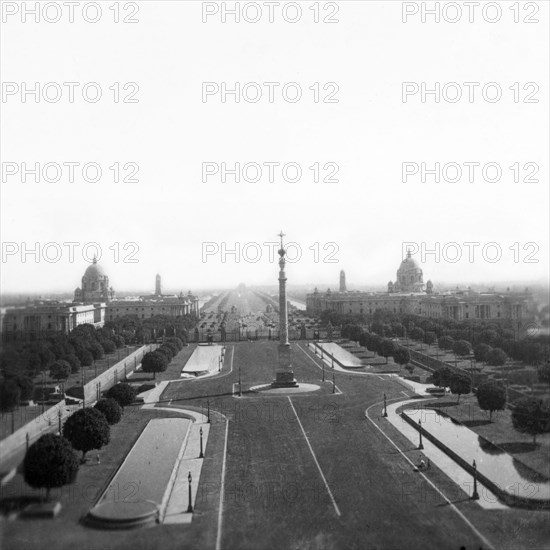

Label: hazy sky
[1,1,548,294]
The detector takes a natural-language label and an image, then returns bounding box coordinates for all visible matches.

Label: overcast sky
[1,1,548,295]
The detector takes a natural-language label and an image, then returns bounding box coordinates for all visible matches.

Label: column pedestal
[271,343,298,388]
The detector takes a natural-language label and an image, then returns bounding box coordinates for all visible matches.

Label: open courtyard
[2,340,549,550]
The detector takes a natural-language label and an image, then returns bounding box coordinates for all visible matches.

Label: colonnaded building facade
[1,259,199,340]
[307,251,534,325]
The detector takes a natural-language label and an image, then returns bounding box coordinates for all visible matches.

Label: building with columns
[2,261,200,340]
[306,252,533,325]
[106,272,200,321]
[1,301,106,341]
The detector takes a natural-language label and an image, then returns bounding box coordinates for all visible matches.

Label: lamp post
[238,364,242,397]
[471,460,480,500]
[199,427,204,458]
[187,472,193,513]
[322,358,325,382]
[207,400,211,423]
[417,418,424,449]
[41,370,46,414]
[383,393,388,417]
[81,366,86,408]
[332,372,336,394]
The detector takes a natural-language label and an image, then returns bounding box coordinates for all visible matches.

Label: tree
[23,434,79,501]
[368,334,383,354]
[165,337,183,351]
[487,348,508,366]
[50,360,71,381]
[379,340,397,364]
[156,346,174,362]
[438,335,454,350]
[511,397,550,444]
[141,351,168,379]
[80,349,93,367]
[358,332,370,348]
[113,335,126,348]
[63,408,110,462]
[89,342,105,361]
[409,327,425,342]
[0,379,21,412]
[423,331,436,346]
[453,340,472,357]
[94,398,122,425]
[371,321,386,336]
[449,372,472,403]
[62,354,81,374]
[474,343,492,363]
[393,348,411,370]
[105,382,137,408]
[100,339,116,354]
[538,362,550,384]
[476,381,506,421]
[432,366,453,388]
[12,375,34,402]
[349,325,363,343]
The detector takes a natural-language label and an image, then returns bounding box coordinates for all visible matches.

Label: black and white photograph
[0,1,549,549]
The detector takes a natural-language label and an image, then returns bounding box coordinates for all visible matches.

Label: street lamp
[187,472,193,513]
[199,427,204,458]
[207,400,210,423]
[81,366,86,408]
[383,393,388,417]
[332,372,336,394]
[417,418,424,450]
[471,460,480,500]
[238,364,242,397]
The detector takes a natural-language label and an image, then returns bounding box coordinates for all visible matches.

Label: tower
[271,231,298,388]
[155,274,162,296]
[339,270,347,292]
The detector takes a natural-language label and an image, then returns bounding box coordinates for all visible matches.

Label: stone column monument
[271,231,298,388]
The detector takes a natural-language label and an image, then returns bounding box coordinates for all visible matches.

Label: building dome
[75,257,111,304]
[84,257,106,278]
[399,250,419,270]
[393,250,425,293]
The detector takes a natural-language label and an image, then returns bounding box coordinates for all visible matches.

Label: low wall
[82,344,157,405]
[0,400,74,471]
[0,345,156,471]
[400,409,550,510]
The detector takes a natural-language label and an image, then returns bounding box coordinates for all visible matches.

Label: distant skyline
[1,244,548,298]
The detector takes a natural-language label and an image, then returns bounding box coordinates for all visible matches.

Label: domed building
[305,249,534,325]
[391,250,425,293]
[74,257,113,304]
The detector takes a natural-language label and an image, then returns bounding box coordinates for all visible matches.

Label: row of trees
[23,382,137,500]
[325,309,549,368]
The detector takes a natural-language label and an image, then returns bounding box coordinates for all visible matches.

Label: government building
[306,251,533,325]
[1,259,199,341]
